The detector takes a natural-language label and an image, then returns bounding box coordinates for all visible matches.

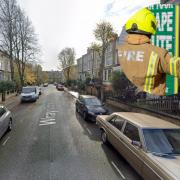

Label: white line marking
[111,161,126,179]
[40,118,56,120]
[40,119,56,123]
[86,128,92,135]
[39,122,56,126]
[48,111,59,113]
[2,137,10,146]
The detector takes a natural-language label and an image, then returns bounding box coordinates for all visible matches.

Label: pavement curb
[64,88,78,99]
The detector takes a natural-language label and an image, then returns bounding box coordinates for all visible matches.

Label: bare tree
[93,21,117,100]
[13,7,39,87]
[58,47,75,82]
[0,0,18,81]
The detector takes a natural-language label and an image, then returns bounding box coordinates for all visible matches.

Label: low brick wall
[106,99,180,126]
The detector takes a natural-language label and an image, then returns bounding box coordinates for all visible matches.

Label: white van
[20,86,39,102]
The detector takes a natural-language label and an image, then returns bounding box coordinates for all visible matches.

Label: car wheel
[75,106,78,112]
[101,130,108,144]
[8,119,12,131]
[83,112,87,121]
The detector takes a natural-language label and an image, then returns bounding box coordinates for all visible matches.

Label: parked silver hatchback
[0,106,12,138]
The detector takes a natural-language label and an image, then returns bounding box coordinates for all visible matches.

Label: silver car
[0,106,12,138]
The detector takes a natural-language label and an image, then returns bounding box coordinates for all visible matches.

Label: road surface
[0,85,141,180]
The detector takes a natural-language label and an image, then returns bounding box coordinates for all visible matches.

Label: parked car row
[20,86,42,103]
[75,94,180,180]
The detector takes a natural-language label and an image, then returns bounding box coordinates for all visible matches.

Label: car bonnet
[147,153,180,179]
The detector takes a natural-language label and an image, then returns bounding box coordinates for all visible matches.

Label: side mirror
[131,140,142,148]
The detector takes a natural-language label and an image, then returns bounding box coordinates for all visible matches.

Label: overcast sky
[17,0,160,71]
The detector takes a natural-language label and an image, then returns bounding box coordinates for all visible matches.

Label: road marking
[2,137,10,146]
[40,119,56,123]
[39,103,58,127]
[39,121,56,126]
[111,161,126,179]
[86,128,92,135]
[48,111,59,113]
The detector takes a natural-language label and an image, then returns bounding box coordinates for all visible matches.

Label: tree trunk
[2,92,5,102]
[99,49,105,101]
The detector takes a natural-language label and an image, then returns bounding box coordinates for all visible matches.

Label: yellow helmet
[125,8,157,35]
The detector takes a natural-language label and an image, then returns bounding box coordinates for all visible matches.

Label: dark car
[75,95,108,122]
[56,84,64,91]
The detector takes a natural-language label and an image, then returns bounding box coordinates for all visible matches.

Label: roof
[80,95,97,99]
[114,112,180,129]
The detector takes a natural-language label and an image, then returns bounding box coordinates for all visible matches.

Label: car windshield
[143,129,180,155]
[84,98,102,106]
[22,87,35,93]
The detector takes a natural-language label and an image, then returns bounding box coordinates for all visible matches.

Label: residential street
[0,85,141,180]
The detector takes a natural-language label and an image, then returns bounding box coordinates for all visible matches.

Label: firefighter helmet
[125,8,157,35]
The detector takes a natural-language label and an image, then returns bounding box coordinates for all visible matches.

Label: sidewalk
[0,94,20,110]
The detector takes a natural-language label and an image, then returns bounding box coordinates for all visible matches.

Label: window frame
[122,121,141,142]
[0,107,6,117]
[108,115,126,132]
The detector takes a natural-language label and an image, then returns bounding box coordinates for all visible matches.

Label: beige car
[96,112,180,180]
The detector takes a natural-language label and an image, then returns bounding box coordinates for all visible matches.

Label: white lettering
[136,51,144,62]
[118,50,144,62]
[156,12,173,32]
[118,51,123,58]
[156,35,172,51]
[127,51,136,61]
[162,12,167,31]
[156,13,161,31]
[167,12,173,32]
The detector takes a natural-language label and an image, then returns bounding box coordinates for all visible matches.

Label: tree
[41,71,48,83]
[0,0,18,81]
[24,64,36,85]
[93,21,117,101]
[111,71,136,100]
[0,80,15,101]
[58,47,75,82]
[33,64,42,85]
[13,7,39,87]
[0,0,40,87]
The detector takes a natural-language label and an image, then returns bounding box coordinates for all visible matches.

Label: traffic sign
[149,4,179,95]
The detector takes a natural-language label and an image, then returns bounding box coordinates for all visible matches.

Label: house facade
[0,51,11,81]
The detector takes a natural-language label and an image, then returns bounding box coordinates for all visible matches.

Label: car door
[0,107,7,137]
[121,122,143,175]
[105,115,126,154]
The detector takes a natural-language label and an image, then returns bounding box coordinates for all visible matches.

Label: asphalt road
[0,85,141,180]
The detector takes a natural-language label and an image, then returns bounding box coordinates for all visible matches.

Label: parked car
[20,86,39,102]
[43,83,48,87]
[96,112,180,180]
[0,106,13,138]
[56,84,64,91]
[75,95,108,122]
